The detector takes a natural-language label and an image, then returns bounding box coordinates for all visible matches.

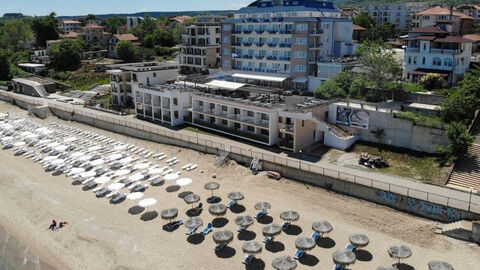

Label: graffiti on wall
[376,190,462,221]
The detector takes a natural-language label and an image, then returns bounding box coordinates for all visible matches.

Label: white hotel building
[220,0,357,91]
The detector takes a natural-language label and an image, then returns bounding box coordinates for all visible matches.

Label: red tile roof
[114,34,139,42]
[169,15,193,24]
[62,19,81,24]
[416,6,474,19]
[83,24,104,29]
[435,36,474,43]
[118,25,127,30]
[60,32,79,39]
[463,34,480,42]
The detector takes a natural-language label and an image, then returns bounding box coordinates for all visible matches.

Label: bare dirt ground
[0,100,478,270]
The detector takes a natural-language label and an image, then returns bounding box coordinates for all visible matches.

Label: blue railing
[267,43,278,47]
[279,43,291,48]
[243,42,252,47]
[255,43,264,47]
[266,56,278,60]
[279,56,291,61]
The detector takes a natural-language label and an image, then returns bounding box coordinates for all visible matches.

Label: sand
[0,100,479,270]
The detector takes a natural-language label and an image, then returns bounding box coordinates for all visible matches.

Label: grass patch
[48,62,110,91]
[353,142,449,185]
[396,111,447,130]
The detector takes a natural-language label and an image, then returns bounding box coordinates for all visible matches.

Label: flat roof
[18,63,45,68]
[205,80,245,91]
[231,73,288,82]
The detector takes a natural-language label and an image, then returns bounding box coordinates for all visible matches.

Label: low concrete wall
[230,152,479,222]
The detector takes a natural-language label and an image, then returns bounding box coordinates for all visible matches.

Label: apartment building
[403,25,473,85]
[127,17,144,29]
[59,20,82,33]
[133,79,356,152]
[179,15,226,74]
[106,62,180,108]
[79,24,111,49]
[220,0,356,92]
[364,3,430,30]
[456,5,480,24]
[413,6,474,36]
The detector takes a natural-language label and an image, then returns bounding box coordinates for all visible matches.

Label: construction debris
[359,153,389,169]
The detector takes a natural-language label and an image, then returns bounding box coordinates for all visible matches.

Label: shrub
[419,73,447,90]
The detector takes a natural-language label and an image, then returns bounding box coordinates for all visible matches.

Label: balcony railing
[255,55,265,59]
[279,29,293,34]
[254,68,266,72]
[267,30,278,34]
[279,43,291,48]
[309,43,322,49]
[241,55,253,59]
[242,42,252,47]
[310,29,324,35]
[267,43,278,48]
[278,139,294,149]
[232,42,241,46]
[279,56,291,61]
[232,30,242,34]
[280,123,294,133]
[194,119,269,143]
[255,43,264,47]
[266,56,278,60]
[242,67,253,71]
[266,69,277,74]
[406,47,419,53]
[255,30,265,34]
[243,30,252,34]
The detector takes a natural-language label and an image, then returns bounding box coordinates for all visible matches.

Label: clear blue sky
[0,0,252,16]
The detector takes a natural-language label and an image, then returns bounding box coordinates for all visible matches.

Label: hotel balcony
[243,30,253,34]
[194,119,269,143]
[309,43,323,49]
[310,29,324,35]
[279,123,294,133]
[232,42,242,46]
[279,56,291,61]
[232,30,242,34]
[279,43,291,48]
[267,43,278,48]
[243,42,253,47]
[255,42,264,47]
[267,30,278,34]
[255,55,265,60]
[278,139,294,149]
[255,30,265,34]
[266,56,278,60]
[279,29,293,34]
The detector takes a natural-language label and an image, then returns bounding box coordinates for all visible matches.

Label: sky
[0,0,252,17]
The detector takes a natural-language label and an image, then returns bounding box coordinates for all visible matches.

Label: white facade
[364,3,430,30]
[59,20,81,33]
[127,17,144,30]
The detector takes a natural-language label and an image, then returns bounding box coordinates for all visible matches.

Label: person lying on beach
[57,221,69,229]
[48,220,57,231]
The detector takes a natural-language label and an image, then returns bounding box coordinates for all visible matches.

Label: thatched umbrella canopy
[234,215,254,228]
[213,230,234,245]
[209,203,227,217]
[377,266,397,270]
[349,234,370,248]
[312,220,333,234]
[185,217,203,228]
[255,201,271,211]
[295,237,316,251]
[280,211,299,222]
[262,223,282,237]
[428,260,454,270]
[204,182,220,197]
[333,249,356,266]
[160,208,178,223]
[242,241,262,254]
[272,255,297,270]
[184,194,200,208]
[228,191,244,201]
[388,245,412,260]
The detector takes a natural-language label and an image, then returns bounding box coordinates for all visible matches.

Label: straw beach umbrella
[242,241,262,255]
[209,203,227,217]
[255,202,271,211]
[312,220,333,236]
[333,249,356,266]
[349,233,369,249]
[213,230,234,245]
[262,223,282,240]
[234,215,254,229]
[377,266,397,270]
[228,191,244,201]
[185,217,203,229]
[295,237,316,251]
[388,245,412,265]
[428,260,454,270]
[272,255,297,270]
[204,182,220,200]
[161,208,178,224]
[184,194,200,208]
[280,211,299,222]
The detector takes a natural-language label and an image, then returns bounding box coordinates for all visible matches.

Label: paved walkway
[3,91,480,214]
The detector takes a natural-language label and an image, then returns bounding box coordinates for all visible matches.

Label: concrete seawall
[1,91,479,223]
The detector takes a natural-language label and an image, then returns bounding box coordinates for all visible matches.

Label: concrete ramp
[441,220,473,242]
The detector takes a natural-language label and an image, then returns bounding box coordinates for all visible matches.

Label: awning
[292,77,308,83]
[410,69,450,77]
[205,80,245,91]
[231,73,288,82]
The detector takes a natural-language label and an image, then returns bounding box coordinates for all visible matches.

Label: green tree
[115,40,137,63]
[32,12,59,47]
[0,19,33,51]
[103,16,127,34]
[437,122,474,162]
[419,73,446,90]
[135,47,155,61]
[48,39,83,71]
[363,23,397,42]
[356,41,402,89]
[353,12,376,29]
[441,89,477,123]
[85,14,97,21]
[131,15,157,42]
[0,51,10,80]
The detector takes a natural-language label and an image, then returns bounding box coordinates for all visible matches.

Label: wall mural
[336,106,369,129]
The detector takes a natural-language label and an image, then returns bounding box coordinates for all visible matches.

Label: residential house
[59,20,82,33]
[456,4,480,24]
[221,0,356,92]
[59,31,79,40]
[413,6,474,36]
[169,15,193,27]
[127,17,144,29]
[79,24,111,49]
[108,34,140,58]
[403,25,473,85]
[180,15,226,74]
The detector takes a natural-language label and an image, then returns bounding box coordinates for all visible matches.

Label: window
[223,48,230,55]
[302,120,305,127]
[433,57,441,66]
[174,111,179,119]
[444,58,453,67]
[279,116,283,123]
[294,65,306,71]
[222,24,231,31]
[295,23,308,31]
[294,38,307,44]
[173,98,178,105]
[153,72,156,77]
[247,111,254,117]
[422,57,425,65]
[222,60,230,67]
[408,56,411,64]
[222,36,230,43]
[294,51,307,58]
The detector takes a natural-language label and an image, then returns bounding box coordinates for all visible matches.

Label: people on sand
[58,221,69,229]
[49,220,57,231]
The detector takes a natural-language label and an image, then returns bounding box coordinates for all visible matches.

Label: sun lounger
[237,225,245,232]
[227,199,237,208]
[311,231,320,241]
[165,220,184,231]
[255,209,268,219]
[214,244,226,251]
[166,157,176,163]
[262,236,272,243]
[242,254,254,265]
[185,226,198,235]
[281,221,291,231]
[333,264,344,270]
[346,243,355,251]
[191,203,203,216]
[201,222,213,236]
[181,163,192,170]
[157,154,167,161]
[162,169,173,176]
[186,164,197,171]
[293,250,305,260]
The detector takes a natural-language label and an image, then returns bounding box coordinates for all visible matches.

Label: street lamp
[299,150,302,170]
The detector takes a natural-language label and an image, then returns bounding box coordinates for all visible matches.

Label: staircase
[441,220,473,242]
[214,149,230,168]
[447,117,480,192]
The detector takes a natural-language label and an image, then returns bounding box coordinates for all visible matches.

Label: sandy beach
[0,100,479,270]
